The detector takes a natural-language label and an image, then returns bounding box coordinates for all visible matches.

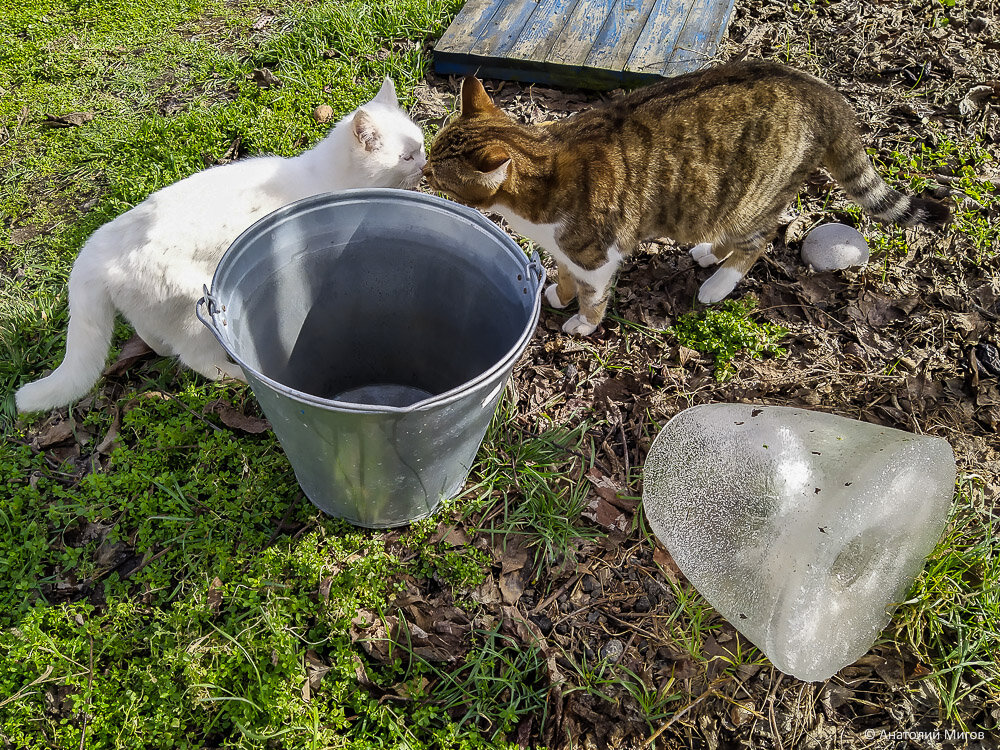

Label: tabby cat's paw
[562,314,598,336]
[690,243,720,267]
[697,268,743,304]
[544,283,571,309]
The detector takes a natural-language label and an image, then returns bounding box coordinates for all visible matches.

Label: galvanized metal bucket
[197,189,543,527]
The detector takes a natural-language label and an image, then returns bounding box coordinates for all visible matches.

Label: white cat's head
[348,78,426,188]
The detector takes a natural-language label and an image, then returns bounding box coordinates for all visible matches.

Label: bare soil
[405,0,1000,746]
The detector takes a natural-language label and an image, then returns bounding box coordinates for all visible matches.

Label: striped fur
[425,61,950,333]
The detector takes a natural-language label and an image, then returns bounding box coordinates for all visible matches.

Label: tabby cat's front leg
[560,244,622,336]
[563,277,612,335]
[543,262,578,309]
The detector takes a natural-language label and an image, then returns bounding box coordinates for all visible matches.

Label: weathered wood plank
[435,0,507,55]
[506,0,581,62]
[584,0,658,72]
[471,0,545,58]
[547,0,618,66]
[624,0,693,75]
[432,0,734,89]
[664,0,735,74]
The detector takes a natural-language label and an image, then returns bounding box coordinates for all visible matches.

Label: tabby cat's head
[424,77,528,208]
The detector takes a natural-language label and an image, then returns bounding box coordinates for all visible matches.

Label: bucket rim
[200,188,543,414]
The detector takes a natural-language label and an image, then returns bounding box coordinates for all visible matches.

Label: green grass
[2,0,999,745]
[671,298,789,380]
[472,415,603,570]
[867,134,999,262]
[895,475,1000,727]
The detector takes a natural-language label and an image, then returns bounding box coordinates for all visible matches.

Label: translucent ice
[642,403,955,682]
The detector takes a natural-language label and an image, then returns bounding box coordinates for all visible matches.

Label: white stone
[801,223,870,271]
[642,403,955,682]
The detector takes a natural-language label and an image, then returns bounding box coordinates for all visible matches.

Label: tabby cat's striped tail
[826,139,950,229]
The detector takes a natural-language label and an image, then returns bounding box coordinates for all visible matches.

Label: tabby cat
[424,61,949,335]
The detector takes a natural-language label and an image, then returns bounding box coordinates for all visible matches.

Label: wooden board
[433,0,734,89]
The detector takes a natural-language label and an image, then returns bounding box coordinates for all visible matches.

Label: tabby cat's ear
[373,77,398,107]
[476,148,510,190]
[460,76,495,116]
[352,110,382,152]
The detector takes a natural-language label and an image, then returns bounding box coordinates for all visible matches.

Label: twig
[530,572,583,615]
[79,633,94,750]
[122,545,173,580]
[643,677,731,747]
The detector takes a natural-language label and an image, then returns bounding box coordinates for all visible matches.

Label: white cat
[16,77,426,413]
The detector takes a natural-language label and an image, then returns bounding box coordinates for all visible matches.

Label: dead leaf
[430,524,470,548]
[41,112,94,128]
[652,544,685,585]
[305,652,334,700]
[501,537,530,574]
[205,399,270,434]
[206,577,223,612]
[500,571,525,605]
[494,537,531,606]
[251,68,280,88]
[847,290,906,328]
[318,576,333,603]
[959,83,998,117]
[95,409,121,455]
[32,420,75,449]
[585,468,638,513]
[582,495,629,532]
[102,335,155,377]
[593,373,642,403]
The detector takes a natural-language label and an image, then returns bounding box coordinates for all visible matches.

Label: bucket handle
[195,285,228,347]
[526,254,545,293]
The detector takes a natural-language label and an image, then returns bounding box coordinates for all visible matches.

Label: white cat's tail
[15,272,116,413]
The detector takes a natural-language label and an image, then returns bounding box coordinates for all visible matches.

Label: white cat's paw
[562,314,598,336]
[689,243,720,267]
[544,283,570,309]
[697,268,743,304]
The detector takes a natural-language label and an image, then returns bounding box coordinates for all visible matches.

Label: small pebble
[312,104,334,124]
[530,613,554,636]
[600,638,624,664]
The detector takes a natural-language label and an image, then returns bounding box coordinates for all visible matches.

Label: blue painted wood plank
[547,0,619,66]
[431,0,734,89]
[435,0,508,56]
[663,0,735,74]
[471,0,544,58]
[624,0,694,75]
[584,0,658,72]
[506,0,582,61]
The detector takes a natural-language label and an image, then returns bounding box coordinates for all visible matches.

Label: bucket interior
[213,194,537,406]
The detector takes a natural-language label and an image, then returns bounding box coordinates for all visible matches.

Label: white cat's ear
[478,159,510,191]
[373,77,398,107]
[460,76,495,116]
[353,109,382,152]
